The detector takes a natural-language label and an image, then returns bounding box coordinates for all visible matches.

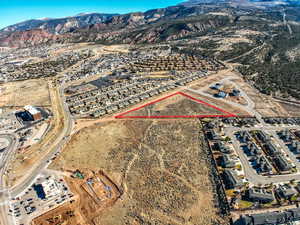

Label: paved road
[0,134,19,225]
[226,127,300,186]
[186,74,300,185]
[10,85,74,198]
[0,84,74,225]
[185,75,268,126]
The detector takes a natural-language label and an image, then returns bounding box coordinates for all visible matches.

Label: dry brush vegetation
[51,119,228,225]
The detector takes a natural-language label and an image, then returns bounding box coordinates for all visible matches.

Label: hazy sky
[0,0,184,29]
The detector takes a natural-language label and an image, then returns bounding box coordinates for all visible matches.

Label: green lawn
[238,200,254,209]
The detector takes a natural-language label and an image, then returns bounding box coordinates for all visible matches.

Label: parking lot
[9,171,73,225]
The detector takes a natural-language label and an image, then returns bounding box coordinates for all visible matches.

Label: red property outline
[115,91,237,119]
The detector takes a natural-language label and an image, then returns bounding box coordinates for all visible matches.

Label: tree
[224,136,231,142]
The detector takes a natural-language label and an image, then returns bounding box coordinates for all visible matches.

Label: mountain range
[1,0,300,99]
[0,0,298,48]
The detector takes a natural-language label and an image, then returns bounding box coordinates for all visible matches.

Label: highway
[0,83,74,225]
[9,85,74,198]
[0,134,19,225]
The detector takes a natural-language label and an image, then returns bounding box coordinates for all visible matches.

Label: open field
[50,119,228,225]
[189,69,234,91]
[190,65,290,117]
[234,78,288,117]
[0,79,51,107]
[121,92,231,118]
[184,90,249,116]
[276,102,300,117]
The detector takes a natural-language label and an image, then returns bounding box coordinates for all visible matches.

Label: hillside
[1,0,300,99]
[0,13,118,35]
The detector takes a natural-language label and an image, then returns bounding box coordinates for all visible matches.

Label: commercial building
[33,184,46,200]
[231,89,241,97]
[210,83,222,90]
[24,105,42,121]
[216,91,227,98]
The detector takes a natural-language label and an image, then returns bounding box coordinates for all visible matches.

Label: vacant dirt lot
[124,92,227,118]
[184,90,249,116]
[276,102,300,117]
[50,119,228,225]
[0,79,50,107]
[233,78,288,117]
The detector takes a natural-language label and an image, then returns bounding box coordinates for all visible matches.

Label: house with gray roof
[239,208,300,225]
[221,154,236,168]
[223,169,243,189]
[276,184,297,200]
[273,154,292,172]
[245,188,274,203]
[257,131,271,142]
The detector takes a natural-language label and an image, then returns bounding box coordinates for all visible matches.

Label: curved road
[9,86,74,198]
[0,84,74,225]
[186,74,300,185]
[0,134,19,225]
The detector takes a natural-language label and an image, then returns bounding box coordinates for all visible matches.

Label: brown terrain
[32,170,121,225]
[31,202,84,225]
[0,29,62,48]
[184,90,250,117]
[7,83,65,187]
[49,118,228,225]
[121,91,232,118]
[0,79,51,107]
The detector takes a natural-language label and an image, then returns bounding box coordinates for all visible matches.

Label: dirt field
[31,200,85,225]
[122,92,229,118]
[184,90,249,116]
[190,66,290,117]
[233,77,288,117]
[50,119,228,225]
[276,102,300,117]
[0,79,51,107]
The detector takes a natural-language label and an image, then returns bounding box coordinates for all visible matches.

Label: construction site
[116,91,235,119]
[31,170,121,225]
[49,116,229,225]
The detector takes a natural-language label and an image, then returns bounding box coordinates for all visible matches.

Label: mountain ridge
[0,0,299,48]
[0,13,119,35]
